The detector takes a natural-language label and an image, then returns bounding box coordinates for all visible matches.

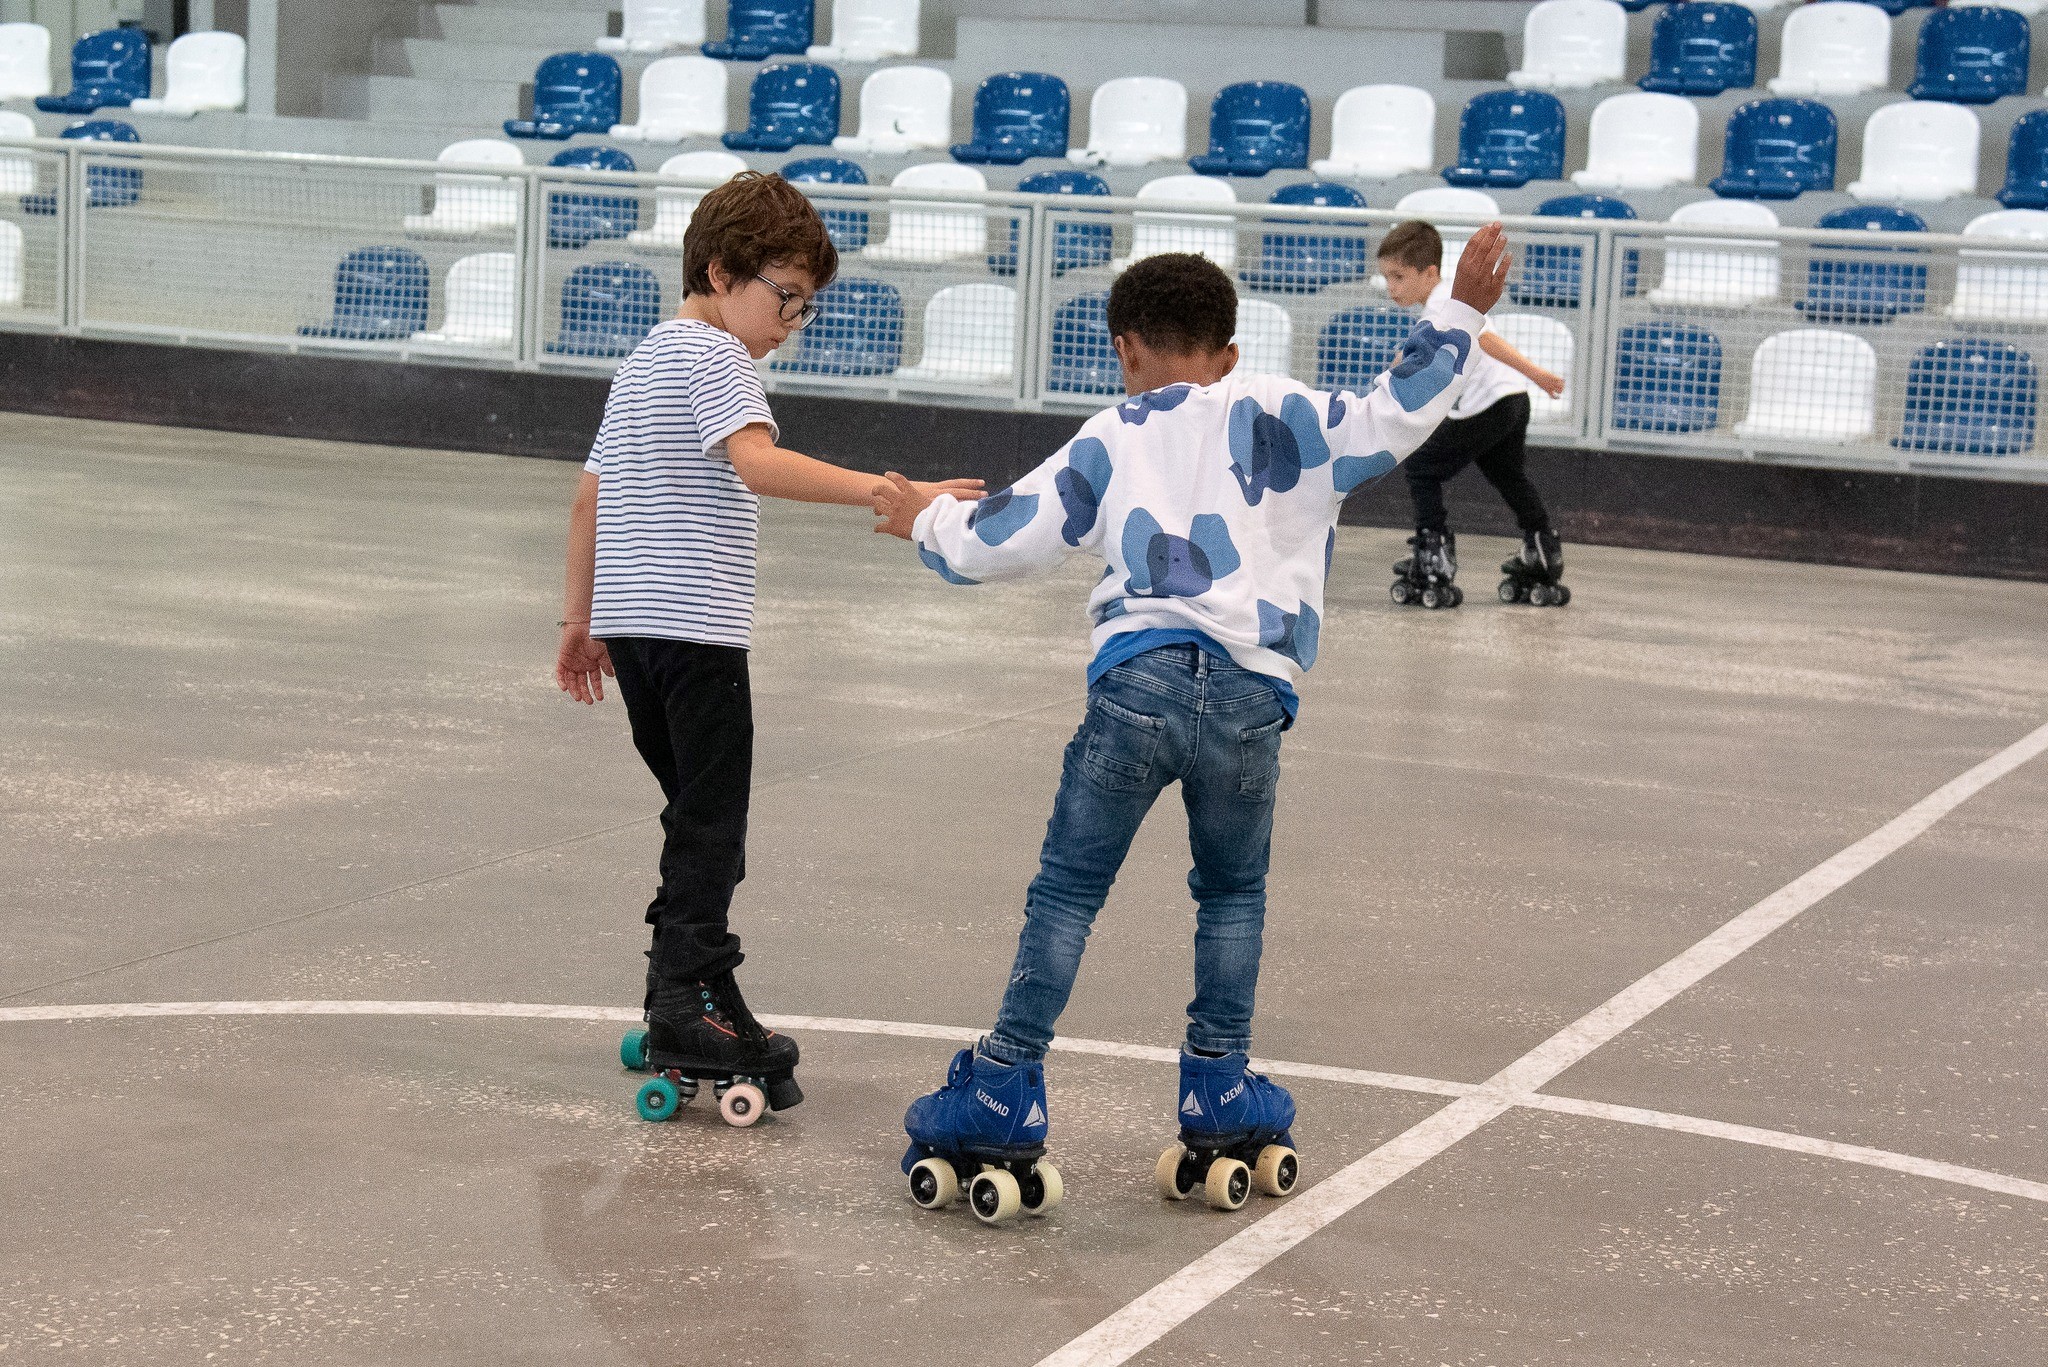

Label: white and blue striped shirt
[583,320,777,648]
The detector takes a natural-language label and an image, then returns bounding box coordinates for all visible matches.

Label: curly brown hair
[682,171,839,297]
[1105,252,1237,355]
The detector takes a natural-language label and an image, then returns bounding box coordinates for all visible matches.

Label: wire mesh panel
[0,147,65,327]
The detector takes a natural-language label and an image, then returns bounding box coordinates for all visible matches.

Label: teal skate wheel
[619,1027,648,1070]
[635,1075,683,1122]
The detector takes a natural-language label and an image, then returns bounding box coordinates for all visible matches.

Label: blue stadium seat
[20,118,141,215]
[1239,182,1369,294]
[35,28,149,114]
[1610,323,1722,433]
[1895,338,2038,455]
[1999,110,2048,209]
[782,155,869,251]
[703,0,814,61]
[504,53,622,139]
[770,277,902,375]
[952,72,1070,166]
[1046,292,1121,394]
[988,170,1110,277]
[1908,7,2029,105]
[1798,205,1927,325]
[1617,0,1661,10]
[1188,81,1312,177]
[545,261,663,357]
[724,63,840,152]
[1865,0,1933,13]
[1513,192,1637,307]
[546,146,640,249]
[1638,2,1755,97]
[1316,306,1415,388]
[1443,90,1565,189]
[299,247,431,341]
[1710,98,1836,199]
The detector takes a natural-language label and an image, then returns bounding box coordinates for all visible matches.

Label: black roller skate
[619,968,802,1127]
[1390,529,1461,610]
[1498,529,1571,607]
[901,1046,1063,1225]
[1155,1050,1300,1211]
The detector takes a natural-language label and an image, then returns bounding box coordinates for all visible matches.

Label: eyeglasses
[754,274,819,329]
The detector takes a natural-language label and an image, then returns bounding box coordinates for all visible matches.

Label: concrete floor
[1,412,2045,1366]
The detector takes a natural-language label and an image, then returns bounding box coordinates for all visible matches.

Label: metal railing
[3,137,2047,482]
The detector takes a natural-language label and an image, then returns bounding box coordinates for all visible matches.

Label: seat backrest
[1645,1,1756,89]
[1203,81,1310,164]
[1520,0,1628,83]
[1269,181,1366,212]
[530,52,621,126]
[1136,173,1235,208]
[0,23,51,97]
[1085,77,1187,159]
[440,137,524,169]
[1396,186,1500,217]
[1491,313,1574,413]
[657,149,749,182]
[1903,338,2037,444]
[1538,191,1637,219]
[1818,204,1927,234]
[746,62,839,133]
[1914,7,2030,100]
[852,65,950,143]
[728,0,814,45]
[0,218,22,306]
[826,0,918,53]
[1964,207,2048,242]
[1859,100,1979,189]
[1455,90,1566,177]
[69,28,149,94]
[910,281,1016,370]
[161,31,243,101]
[638,55,726,124]
[331,246,429,325]
[1326,85,1434,171]
[1233,298,1293,376]
[1020,168,1107,197]
[892,160,983,194]
[0,109,34,140]
[1722,97,1836,188]
[969,72,1068,154]
[1777,1,1890,87]
[784,154,865,185]
[1747,328,1876,423]
[1670,196,1778,233]
[63,117,139,143]
[1316,306,1414,386]
[560,260,662,331]
[1585,91,1698,177]
[1047,291,1120,392]
[780,276,902,371]
[1611,322,1722,428]
[551,145,636,173]
[437,252,518,336]
[622,0,707,44]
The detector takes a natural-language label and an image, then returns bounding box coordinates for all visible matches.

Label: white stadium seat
[833,66,952,155]
[130,31,245,116]
[0,22,51,102]
[1953,0,2044,16]
[1574,91,1698,191]
[861,162,988,263]
[611,56,728,142]
[1311,85,1436,181]
[1769,2,1891,97]
[1509,0,1628,91]
[1949,209,2048,322]
[1393,186,1500,279]
[404,139,526,238]
[1847,101,1980,202]
[411,252,518,349]
[1648,198,1781,307]
[0,219,22,309]
[596,0,706,54]
[1115,174,1238,271]
[1724,0,1795,11]
[1734,329,1877,443]
[1067,77,1187,168]
[1491,313,1575,422]
[629,150,750,250]
[1234,299,1293,377]
[808,0,921,63]
[0,109,36,197]
[895,282,1017,385]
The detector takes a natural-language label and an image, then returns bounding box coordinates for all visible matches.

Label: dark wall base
[5,332,2044,581]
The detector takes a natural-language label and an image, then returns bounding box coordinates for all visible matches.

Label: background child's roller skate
[1156,1050,1300,1211]
[901,1047,1064,1225]
[1498,529,1571,606]
[1390,529,1462,609]
[619,968,802,1127]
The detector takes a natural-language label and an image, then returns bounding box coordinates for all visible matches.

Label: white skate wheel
[719,1081,766,1127]
[1022,1160,1063,1215]
[1204,1157,1250,1211]
[1253,1144,1299,1197]
[907,1156,958,1210]
[968,1168,1022,1224]
[1156,1143,1193,1201]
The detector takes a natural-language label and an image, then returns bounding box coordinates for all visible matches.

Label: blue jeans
[983,645,1288,1064]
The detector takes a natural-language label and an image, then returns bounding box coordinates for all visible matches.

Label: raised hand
[1450,221,1512,314]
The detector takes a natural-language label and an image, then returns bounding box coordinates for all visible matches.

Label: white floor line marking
[1034,715,2048,1367]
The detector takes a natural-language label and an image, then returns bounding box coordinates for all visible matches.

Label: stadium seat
[1067,77,1187,168]
[1239,181,1369,294]
[1949,208,2048,321]
[504,53,622,140]
[610,56,727,142]
[1610,322,1722,432]
[1798,204,1927,324]
[299,247,430,341]
[1847,101,1979,201]
[1710,98,1836,198]
[546,146,640,249]
[1514,192,1637,307]
[629,149,748,249]
[1907,7,2028,105]
[1895,338,2038,454]
[833,66,951,155]
[35,28,148,114]
[21,117,140,214]
[411,252,518,348]
[1115,173,1238,271]
[1509,0,1628,90]
[724,63,840,152]
[1648,197,1781,306]
[1641,2,1755,97]
[1046,292,1120,394]
[783,154,871,250]
[0,219,21,308]
[771,276,902,374]
[951,72,1069,165]
[0,23,52,102]
[1770,2,1891,97]
[986,169,1109,276]
[1312,85,1435,181]
[1574,92,1698,191]
[0,110,36,197]
[1734,328,1877,443]
[546,261,663,357]
[1188,81,1311,177]
[1863,0,1933,13]
[129,31,244,116]
[1316,306,1414,388]
[704,0,815,61]
[1395,185,1499,277]
[807,0,919,63]
[1443,90,1566,188]
[2000,110,2048,208]
[860,161,987,263]
[1616,0,1659,11]
[403,139,525,238]
[596,0,706,53]
[1233,298,1294,377]
[894,282,1017,385]
[1492,313,1574,421]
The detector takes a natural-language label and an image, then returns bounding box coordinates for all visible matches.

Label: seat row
[597,0,920,63]
[0,25,243,116]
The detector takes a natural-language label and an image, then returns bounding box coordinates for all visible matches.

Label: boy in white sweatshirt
[871,226,1511,1222]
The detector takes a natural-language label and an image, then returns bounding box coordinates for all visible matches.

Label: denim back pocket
[1237,713,1288,800]
[1081,693,1165,792]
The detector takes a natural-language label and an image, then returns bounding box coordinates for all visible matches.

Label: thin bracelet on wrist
[557,619,589,628]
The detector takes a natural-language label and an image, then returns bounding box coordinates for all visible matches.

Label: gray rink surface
[1,413,2045,1365]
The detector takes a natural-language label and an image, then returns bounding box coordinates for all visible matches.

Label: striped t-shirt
[583,319,776,648]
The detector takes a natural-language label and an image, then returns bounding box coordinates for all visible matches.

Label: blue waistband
[1086,629,1299,724]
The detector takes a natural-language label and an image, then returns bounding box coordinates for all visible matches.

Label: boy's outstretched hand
[1450,221,1512,314]
[872,472,980,540]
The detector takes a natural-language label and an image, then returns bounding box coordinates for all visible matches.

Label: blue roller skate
[901,1046,1063,1224]
[1155,1050,1299,1211]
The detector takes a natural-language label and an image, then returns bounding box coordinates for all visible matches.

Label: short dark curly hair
[1106,252,1237,355]
[682,171,839,298]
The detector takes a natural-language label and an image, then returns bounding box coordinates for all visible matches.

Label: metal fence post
[1017,198,1052,406]
[61,144,84,335]
[1581,223,1618,450]
[517,170,545,369]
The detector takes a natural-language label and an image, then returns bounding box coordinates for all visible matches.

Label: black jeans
[605,637,751,981]
[1403,392,1552,535]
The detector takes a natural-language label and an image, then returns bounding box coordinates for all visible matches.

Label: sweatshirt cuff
[910,498,945,546]
[1423,297,1486,342]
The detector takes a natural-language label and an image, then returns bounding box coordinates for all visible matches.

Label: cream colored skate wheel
[967,1168,1022,1225]
[719,1081,766,1127]
[1253,1145,1299,1197]
[1156,1143,1193,1201]
[907,1156,958,1210]
[1204,1157,1250,1211]
[1021,1160,1063,1215]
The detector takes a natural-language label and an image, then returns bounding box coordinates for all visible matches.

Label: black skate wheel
[1447,585,1463,608]
[1498,579,1519,603]
[1421,586,1442,610]
[1554,583,1571,606]
[1389,580,1412,606]
[907,1156,959,1210]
